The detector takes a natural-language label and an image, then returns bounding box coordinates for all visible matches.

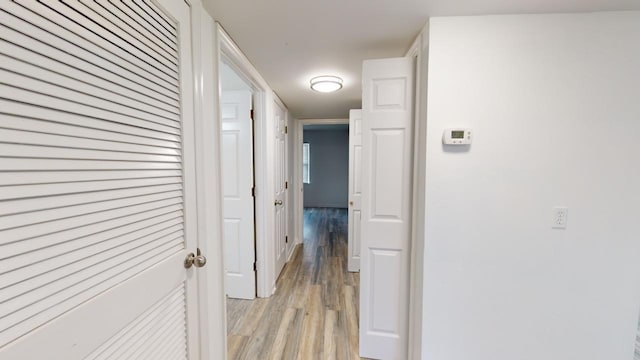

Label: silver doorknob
[184,252,195,268]
[185,249,207,268]
[194,248,207,268]
[274,200,283,206]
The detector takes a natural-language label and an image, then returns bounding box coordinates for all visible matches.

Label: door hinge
[251,187,256,197]
[284,126,288,134]
[285,235,288,244]
[285,181,288,189]
[250,109,254,120]
[253,262,257,271]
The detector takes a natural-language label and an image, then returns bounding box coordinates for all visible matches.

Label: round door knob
[349,201,354,206]
[184,253,195,268]
[195,254,207,267]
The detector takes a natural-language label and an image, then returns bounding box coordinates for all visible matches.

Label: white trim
[294,118,349,247]
[406,21,429,360]
[217,25,276,298]
[191,4,227,360]
[405,31,421,58]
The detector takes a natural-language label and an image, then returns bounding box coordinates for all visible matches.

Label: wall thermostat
[442,128,472,145]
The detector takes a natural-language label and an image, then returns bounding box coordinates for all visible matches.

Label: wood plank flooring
[226,208,364,360]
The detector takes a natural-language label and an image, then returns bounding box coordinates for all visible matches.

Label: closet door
[0,1,201,359]
[359,57,414,359]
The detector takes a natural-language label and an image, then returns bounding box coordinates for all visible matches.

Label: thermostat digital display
[443,128,472,145]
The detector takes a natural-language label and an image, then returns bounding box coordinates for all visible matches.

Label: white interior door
[348,109,363,272]
[359,58,415,359]
[0,0,202,358]
[221,90,256,299]
[273,100,288,279]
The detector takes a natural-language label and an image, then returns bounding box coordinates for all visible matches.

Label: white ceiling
[203,0,640,119]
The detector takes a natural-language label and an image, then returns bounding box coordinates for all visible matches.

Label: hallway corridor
[226,208,361,359]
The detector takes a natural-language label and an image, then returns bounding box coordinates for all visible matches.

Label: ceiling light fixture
[310,75,343,93]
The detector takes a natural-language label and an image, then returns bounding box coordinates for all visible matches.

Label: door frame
[191,14,273,360]
[191,7,226,359]
[405,28,426,360]
[293,118,349,248]
[216,25,273,298]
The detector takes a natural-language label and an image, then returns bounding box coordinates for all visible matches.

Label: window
[302,143,310,184]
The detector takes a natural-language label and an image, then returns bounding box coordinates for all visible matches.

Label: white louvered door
[0,1,200,359]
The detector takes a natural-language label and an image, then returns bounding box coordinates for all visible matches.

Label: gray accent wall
[303,127,349,208]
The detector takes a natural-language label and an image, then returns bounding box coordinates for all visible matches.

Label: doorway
[294,119,349,248]
[220,61,257,299]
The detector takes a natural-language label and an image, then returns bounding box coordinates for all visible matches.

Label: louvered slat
[0,187,182,228]
[0,3,180,101]
[0,184,181,216]
[0,222,184,292]
[66,0,179,68]
[0,127,181,156]
[0,169,182,186]
[0,68,180,129]
[0,55,180,121]
[91,0,178,57]
[85,287,184,360]
[0,241,183,347]
[84,285,187,360]
[123,0,177,44]
[0,212,183,275]
[0,85,180,134]
[0,232,184,310]
[0,101,181,143]
[0,38,179,114]
[18,0,179,88]
[137,0,178,34]
[0,0,187,351]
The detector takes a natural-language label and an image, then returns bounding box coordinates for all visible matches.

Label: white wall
[221,62,252,92]
[422,12,640,360]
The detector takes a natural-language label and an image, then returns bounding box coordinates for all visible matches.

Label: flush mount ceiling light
[310,75,343,93]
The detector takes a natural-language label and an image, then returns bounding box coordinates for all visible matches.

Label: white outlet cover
[552,207,568,229]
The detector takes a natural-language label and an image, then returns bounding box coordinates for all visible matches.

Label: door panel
[0,0,199,358]
[222,91,256,299]
[348,109,363,272]
[273,101,288,279]
[359,58,414,359]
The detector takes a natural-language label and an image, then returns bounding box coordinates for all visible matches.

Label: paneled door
[273,100,288,279]
[221,90,256,299]
[0,1,202,359]
[348,109,363,272]
[359,58,415,359]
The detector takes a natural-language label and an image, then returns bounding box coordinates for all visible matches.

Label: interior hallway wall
[421,11,640,360]
[303,127,349,208]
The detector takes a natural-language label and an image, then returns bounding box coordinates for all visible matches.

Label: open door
[222,90,256,299]
[359,58,415,359]
[348,109,363,272]
[0,0,202,358]
[273,100,288,280]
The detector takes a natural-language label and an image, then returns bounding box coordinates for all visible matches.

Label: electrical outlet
[552,207,568,229]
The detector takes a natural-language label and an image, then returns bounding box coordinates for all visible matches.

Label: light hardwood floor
[226,208,364,360]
